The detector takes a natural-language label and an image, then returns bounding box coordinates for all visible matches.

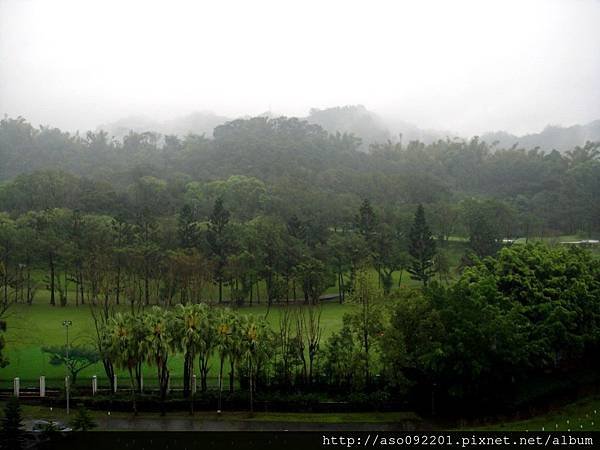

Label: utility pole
[62,320,72,414]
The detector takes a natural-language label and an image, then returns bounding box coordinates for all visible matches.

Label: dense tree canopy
[383,243,600,412]
[0,115,599,416]
[1,116,599,238]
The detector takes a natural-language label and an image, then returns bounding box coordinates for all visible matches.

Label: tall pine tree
[178,204,199,249]
[355,199,377,242]
[1,397,25,450]
[407,204,436,286]
[207,197,232,303]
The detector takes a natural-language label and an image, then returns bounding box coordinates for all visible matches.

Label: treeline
[1,116,599,236]
[92,244,600,415]
[343,243,600,413]
[0,197,445,307]
[2,187,539,309]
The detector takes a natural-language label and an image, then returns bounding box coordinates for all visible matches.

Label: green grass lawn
[1,238,464,390]
[0,301,357,389]
[5,237,596,393]
[469,395,600,431]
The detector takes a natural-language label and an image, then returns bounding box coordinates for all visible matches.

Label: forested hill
[0,115,599,236]
[97,106,600,153]
[481,120,600,152]
[305,105,391,150]
[97,111,230,140]
[98,105,446,150]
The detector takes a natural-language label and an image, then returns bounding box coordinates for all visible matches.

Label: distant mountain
[305,105,452,150]
[97,115,161,138]
[481,120,600,151]
[98,105,447,151]
[382,116,452,145]
[304,105,391,150]
[98,111,230,139]
[98,107,600,152]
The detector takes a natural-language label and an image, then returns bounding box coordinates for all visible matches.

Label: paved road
[25,417,421,431]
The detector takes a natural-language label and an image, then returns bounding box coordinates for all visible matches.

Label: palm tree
[140,307,175,416]
[173,304,204,414]
[104,313,144,414]
[196,304,216,392]
[227,315,244,393]
[215,308,235,412]
[240,315,272,414]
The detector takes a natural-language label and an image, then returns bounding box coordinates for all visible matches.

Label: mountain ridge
[97,106,600,152]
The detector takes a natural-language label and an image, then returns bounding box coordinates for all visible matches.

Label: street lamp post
[62,320,72,414]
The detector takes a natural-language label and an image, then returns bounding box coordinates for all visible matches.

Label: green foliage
[177,204,199,248]
[0,319,8,369]
[407,204,436,285]
[355,199,378,241]
[461,199,509,258]
[381,290,445,391]
[492,243,600,365]
[1,113,600,415]
[41,345,100,385]
[1,397,25,450]
[0,116,599,241]
[382,242,600,407]
[338,270,386,386]
[140,307,176,413]
[323,325,363,387]
[206,197,233,303]
[70,405,97,431]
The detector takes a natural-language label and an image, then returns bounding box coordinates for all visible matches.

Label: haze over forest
[2,1,600,434]
[97,105,600,152]
[2,0,600,140]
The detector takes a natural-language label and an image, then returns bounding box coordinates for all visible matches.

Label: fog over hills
[97,111,230,140]
[480,120,600,152]
[98,105,431,149]
[98,105,599,152]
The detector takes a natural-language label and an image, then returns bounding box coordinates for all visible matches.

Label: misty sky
[1,0,599,136]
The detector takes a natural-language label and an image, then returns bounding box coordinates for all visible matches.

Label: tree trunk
[104,359,115,393]
[199,355,209,392]
[2,259,8,307]
[292,280,297,303]
[158,361,169,416]
[144,265,150,306]
[249,361,254,415]
[229,360,235,393]
[79,270,85,306]
[183,351,191,398]
[364,327,370,386]
[218,356,225,411]
[115,264,121,305]
[249,280,253,306]
[49,252,55,306]
[26,265,32,305]
[135,362,143,393]
[128,367,137,415]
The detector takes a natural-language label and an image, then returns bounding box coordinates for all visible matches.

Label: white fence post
[39,376,45,397]
[113,375,117,393]
[92,375,97,395]
[192,374,197,394]
[13,377,19,397]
